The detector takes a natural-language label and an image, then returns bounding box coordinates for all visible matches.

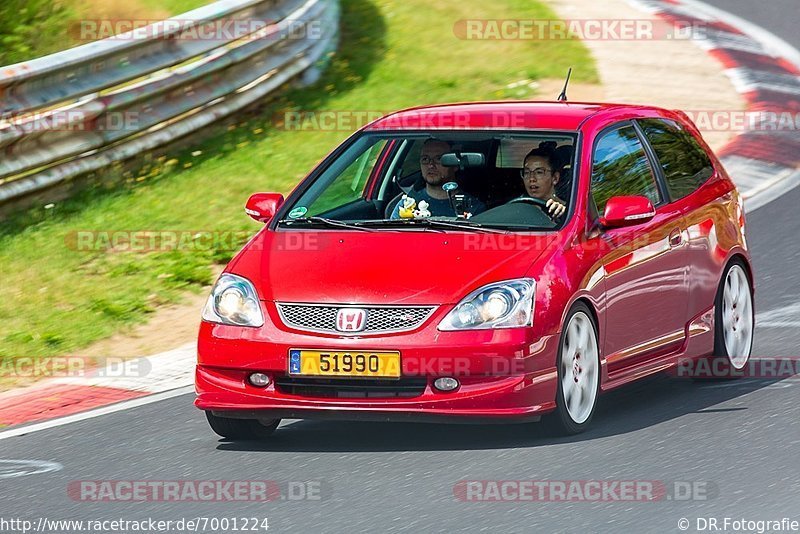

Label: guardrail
[0,0,339,207]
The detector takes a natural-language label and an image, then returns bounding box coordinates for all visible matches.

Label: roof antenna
[557,68,572,102]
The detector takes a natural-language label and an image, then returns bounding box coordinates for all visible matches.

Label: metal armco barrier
[0,0,339,206]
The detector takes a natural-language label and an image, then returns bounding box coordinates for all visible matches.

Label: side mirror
[245,193,284,223]
[599,195,655,228]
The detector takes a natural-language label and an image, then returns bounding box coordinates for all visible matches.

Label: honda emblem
[336,308,367,332]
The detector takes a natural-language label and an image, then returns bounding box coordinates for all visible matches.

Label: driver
[390,139,486,219]
[519,141,567,220]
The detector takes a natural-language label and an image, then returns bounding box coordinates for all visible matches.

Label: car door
[590,123,689,375]
[636,118,720,328]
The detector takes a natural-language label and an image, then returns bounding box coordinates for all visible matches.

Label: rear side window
[638,118,713,200]
[591,125,660,214]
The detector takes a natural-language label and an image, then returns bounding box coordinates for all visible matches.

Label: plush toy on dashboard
[398,195,416,218]
[413,200,431,218]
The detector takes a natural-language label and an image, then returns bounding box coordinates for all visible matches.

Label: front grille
[276,303,436,334]
[274,376,428,398]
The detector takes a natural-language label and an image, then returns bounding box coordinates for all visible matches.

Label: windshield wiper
[278,216,375,232]
[355,218,508,233]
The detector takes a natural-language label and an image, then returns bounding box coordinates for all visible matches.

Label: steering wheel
[506,196,561,220]
[507,196,550,210]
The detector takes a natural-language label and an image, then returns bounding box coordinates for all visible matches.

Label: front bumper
[195,304,561,423]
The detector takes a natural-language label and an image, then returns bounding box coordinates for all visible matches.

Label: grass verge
[0,0,598,361]
[0,0,209,64]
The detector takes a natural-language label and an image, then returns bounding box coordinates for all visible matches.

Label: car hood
[227,229,559,305]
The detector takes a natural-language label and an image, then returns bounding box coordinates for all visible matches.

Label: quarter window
[638,118,713,200]
[591,125,660,214]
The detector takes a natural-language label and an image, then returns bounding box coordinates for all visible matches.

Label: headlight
[202,273,264,327]
[438,278,536,330]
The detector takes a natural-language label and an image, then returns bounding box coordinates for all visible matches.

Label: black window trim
[631,119,672,205]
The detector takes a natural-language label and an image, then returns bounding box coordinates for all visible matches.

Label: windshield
[279,131,578,231]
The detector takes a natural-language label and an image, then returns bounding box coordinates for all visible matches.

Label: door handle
[669,228,683,247]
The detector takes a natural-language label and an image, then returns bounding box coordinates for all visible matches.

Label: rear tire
[205,412,280,440]
[547,302,601,435]
[708,260,754,378]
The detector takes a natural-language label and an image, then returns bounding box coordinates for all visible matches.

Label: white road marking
[0,459,63,479]
[0,386,194,441]
[700,380,797,389]
[679,0,800,68]
[725,67,800,94]
[756,303,800,328]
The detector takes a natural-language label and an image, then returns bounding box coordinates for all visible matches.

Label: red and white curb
[0,344,195,431]
[630,0,800,211]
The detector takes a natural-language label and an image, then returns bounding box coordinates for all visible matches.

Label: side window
[591,125,660,214]
[639,118,713,200]
[307,139,388,215]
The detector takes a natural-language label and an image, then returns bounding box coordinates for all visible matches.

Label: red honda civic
[195,101,754,438]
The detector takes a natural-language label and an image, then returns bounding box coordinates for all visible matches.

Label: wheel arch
[724,252,755,294]
[571,297,600,335]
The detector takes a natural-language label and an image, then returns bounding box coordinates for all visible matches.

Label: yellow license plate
[288,349,401,378]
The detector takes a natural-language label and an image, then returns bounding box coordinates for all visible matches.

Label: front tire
[548,302,601,434]
[205,412,280,440]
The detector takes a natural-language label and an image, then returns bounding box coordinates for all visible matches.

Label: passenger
[390,139,486,219]
[519,141,567,220]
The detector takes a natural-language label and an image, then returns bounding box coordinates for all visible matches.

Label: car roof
[363,101,671,132]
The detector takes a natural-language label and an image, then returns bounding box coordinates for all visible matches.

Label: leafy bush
[0,0,209,65]
[0,0,73,64]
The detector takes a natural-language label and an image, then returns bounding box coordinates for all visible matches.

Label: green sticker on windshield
[288,206,308,218]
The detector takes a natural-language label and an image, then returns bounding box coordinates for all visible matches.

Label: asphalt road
[2,2,799,533]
